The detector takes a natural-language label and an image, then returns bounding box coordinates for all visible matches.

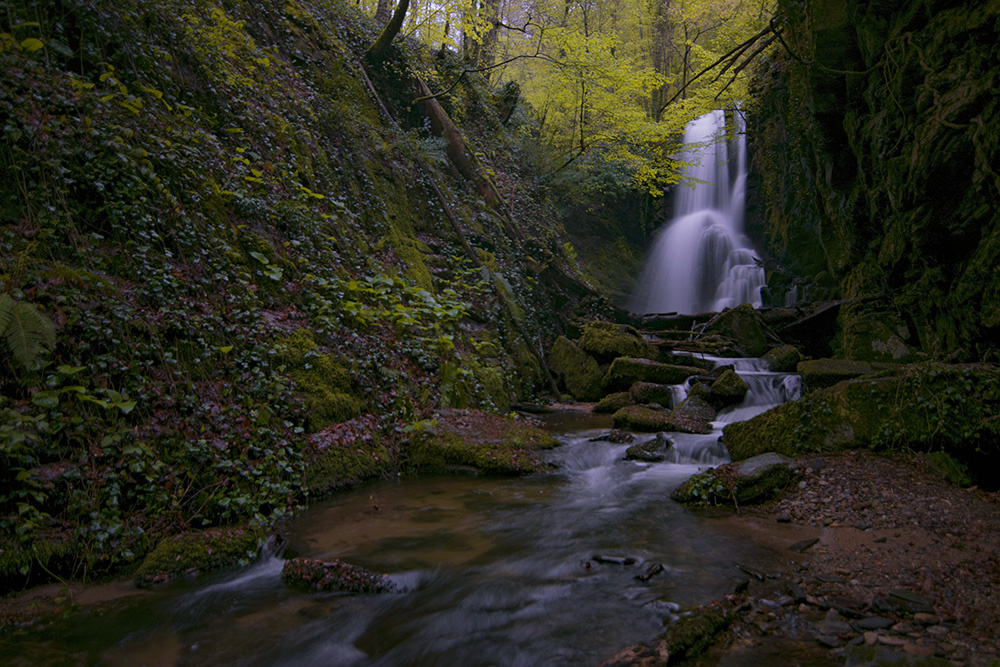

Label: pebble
[864,631,879,645]
[913,612,940,625]
[927,625,950,636]
[856,616,894,630]
[878,635,907,647]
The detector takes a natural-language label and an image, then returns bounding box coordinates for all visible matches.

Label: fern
[0,294,56,372]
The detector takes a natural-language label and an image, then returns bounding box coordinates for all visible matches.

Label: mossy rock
[703,304,774,357]
[135,528,262,588]
[796,358,897,390]
[671,395,716,424]
[707,369,749,408]
[282,556,395,594]
[671,454,798,506]
[578,321,656,364]
[612,405,713,434]
[625,435,670,462]
[595,391,635,414]
[440,355,511,413]
[603,358,702,393]
[0,539,78,594]
[835,301,920,363]
[548,336,604,401]
[629,381,676,407]
[659,599,736,662]
[303,434,392,497]
[761,345,802,372]
[405,409,559,475]
[281,329,364,430]
[722,364,1000,479]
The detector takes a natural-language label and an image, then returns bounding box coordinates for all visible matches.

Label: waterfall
[631,110,765,315]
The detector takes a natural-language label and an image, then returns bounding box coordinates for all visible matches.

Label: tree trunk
[366,0,410,64]
[375,0,392,25]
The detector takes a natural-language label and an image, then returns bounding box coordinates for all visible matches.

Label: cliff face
[749,0,1000,361]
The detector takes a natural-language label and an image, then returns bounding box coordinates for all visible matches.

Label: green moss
[672,462,796,506]
[708,369,749,408]
[703,304,772,357]
[134,528,261,588]
[659,601,733,661]
[303,440,392,497]
[926,451,971,487]
[629,381,676,406]
[406,410,559,475]
[0,539,78,594]
[440,356,511,413]
[280,329,365,430]
[796,358,897,390]
[578,321,656,363]
[548,336,604,401]
[594,391,635,413]
[612,405,712,434]
[603,358,702,393]
[761,345,802,372]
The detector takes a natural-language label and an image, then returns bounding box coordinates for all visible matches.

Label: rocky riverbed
[707,450,1000,666]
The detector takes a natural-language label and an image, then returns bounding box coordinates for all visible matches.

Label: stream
[2,356,815,666]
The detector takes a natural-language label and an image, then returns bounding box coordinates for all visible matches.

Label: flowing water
[631,109,766,315]
[1,360,810,666]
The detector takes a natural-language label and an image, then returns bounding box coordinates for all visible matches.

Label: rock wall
[749,0,1000,361]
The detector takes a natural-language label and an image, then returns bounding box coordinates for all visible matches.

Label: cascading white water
[631,110,765,315]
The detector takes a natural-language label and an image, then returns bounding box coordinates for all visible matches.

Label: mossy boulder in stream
[707,370,749,408]
[135,528,262,587]
[629,381,677,407]
[761,345,802,372]
[595,391,636,414]
[603,358,702,393]
[722,364,1000,487]
[613,405,713,434]
[672,453,799,506]
[282,557,395,594]
[548,336,604,401]
[578,321,656,363]
[405,409,559,475]
[703,304,774,357]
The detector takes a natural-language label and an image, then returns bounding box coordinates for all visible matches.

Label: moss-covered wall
[749,0,1000,360]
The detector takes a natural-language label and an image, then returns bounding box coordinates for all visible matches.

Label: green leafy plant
[0,294,55,373]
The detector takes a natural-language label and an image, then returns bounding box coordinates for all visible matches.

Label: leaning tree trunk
[367,0,409,64]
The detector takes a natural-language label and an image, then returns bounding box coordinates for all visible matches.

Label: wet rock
[625,435,671,462]
[602,358,703,393]
[598,639,670,667]
[629,381,677,407]
[635,561,666,583]
[589,429,635,444]
[707,369,749,408]
[761,345,802,372]
[703,304,776,357]
[579,321,657,364]
[593,554,637,566]
[788,538,820,553]
[594,391,636,414]
[613,405,712,434]
[406,409,559,475]
[856,616,895,631]
[816,609,853,636]
[671,395,717,423]
[282,557,396,594]
[548,336,604,401]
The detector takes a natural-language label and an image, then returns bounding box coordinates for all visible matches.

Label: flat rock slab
[282,557,396,594]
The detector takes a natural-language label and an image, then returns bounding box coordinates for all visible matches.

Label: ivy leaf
[20,37,44,51]
[249,251,269,264]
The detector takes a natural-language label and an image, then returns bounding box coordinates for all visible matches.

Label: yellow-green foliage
[280,329,364,430]
[134,528,261,587]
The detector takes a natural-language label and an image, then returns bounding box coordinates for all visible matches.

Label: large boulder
[603,358,702,393]
[721,364,1000,488]
[671,453,799,506]
[707,369,748,408]
[703,304,775,357]
[630,381,677,407]
[671,395,717,423]
[406,409,559,475]
[578,321,657,363]
[613,405,713,434]
[548,336,604,401]
[135,529,262,588]
[761,344,802,372]
[594,391,636,414]
[796,358,897,390]
[625,434,672,462]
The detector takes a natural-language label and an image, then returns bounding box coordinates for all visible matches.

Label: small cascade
[631,110,765,315]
